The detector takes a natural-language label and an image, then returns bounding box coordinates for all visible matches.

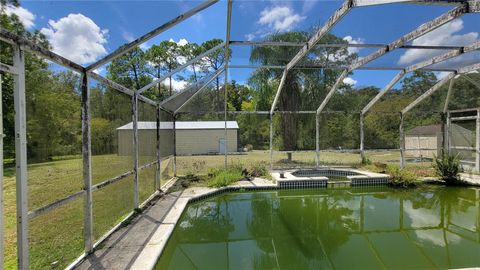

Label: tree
[108,47,151,90]
[200,39,228,111]
[145,40,181,96]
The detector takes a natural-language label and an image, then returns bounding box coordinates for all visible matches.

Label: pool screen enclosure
[1,0,480,268]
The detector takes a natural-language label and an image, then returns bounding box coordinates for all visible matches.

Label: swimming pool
[155,186,480,269]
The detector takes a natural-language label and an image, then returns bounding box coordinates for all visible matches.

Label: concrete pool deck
[72,177,275,270]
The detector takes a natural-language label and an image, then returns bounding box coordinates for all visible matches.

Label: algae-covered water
[156,186,480,270]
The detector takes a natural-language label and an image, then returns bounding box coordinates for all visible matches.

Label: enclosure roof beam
[228,64,458,72]
[137,41,225,94]
[270,0,353,114]
[0,28,85,73]
[317,3,468,115]
[457,62,480,73]
[230,41,475,51]
[85,0,219,71]
[361,40,480,114]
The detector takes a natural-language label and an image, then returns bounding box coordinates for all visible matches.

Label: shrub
[387,165,420,188]
[433,152,461,184]
[244,144,254,152]
[207,168,244,188]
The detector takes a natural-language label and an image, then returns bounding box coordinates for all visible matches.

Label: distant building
[117,121,239,156]
[405,124,473,158]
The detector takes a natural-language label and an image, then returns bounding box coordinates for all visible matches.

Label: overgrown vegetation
[387,165,421,188]
[433,153,461,184]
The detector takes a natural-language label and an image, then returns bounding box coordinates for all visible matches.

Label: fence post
[132,93,139,209]
[399,112,405,169]
[81,72,93,253]
[155,105,161,190]
[13,45,28,269]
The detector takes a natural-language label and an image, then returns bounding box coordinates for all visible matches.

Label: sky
[3,0,480,90]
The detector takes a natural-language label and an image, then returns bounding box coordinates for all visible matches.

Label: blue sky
[4,0,480,89]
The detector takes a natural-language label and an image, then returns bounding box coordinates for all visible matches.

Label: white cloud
[398,19,479,65]
[163,78,188,91]
[434,71,451,80]
[169,38,188,47]
[41,14,108,65]
[343,35,364,55]
[258,6,305,32]
[343,77,357,86]
[302,0,318,14]
[3,4,36,29]
[245,33,256,41]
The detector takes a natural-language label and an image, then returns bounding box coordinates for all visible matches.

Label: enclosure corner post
[81,72,94,253]
[476,109,480,172]
[269,113,274,170]
[132,93,139,209]
[446,111,452,155]
[360,112,365,163]
[155,104,161,190]
[173,114,177,177]
[13,45,28,269]
[223,0,232,170]
[399,112,405,169]
[315,113,320,168]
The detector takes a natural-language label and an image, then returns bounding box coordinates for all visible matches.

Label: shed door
[219,139,226,154]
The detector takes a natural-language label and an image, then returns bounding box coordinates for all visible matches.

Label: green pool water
[155,186,480,270]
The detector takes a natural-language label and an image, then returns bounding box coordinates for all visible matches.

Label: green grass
[3,150,434,269]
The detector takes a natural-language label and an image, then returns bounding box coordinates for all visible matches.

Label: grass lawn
[3,150,434,269]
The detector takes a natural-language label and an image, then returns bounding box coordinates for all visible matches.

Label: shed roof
[406,124,442,136]
[117,121,239,130]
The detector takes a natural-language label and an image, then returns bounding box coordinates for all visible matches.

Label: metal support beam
[0,28,85,73]
[270,0,352,114]
[81,72,93,253]
[360,113,365,162]
[13,45,28,269]
[155,105,161,190]
[319,4,468,117]
[443,78,455,113]
[137,42,225,94]
[402,72,456,114]
[458,62,480,74]
[476,109,480,172]
[399,112,405,169]
[269,114,274,170]
[463,74,480,90]
[362,71,406,114]
[0,74,3,270]
[223,0,232,169]
[316,114,320,168]
[86,0,219,71]
[228,64,458,72]
[132,93,139,209]
[173,116,177,177]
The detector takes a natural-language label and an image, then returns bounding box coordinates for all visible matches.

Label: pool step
[327,180,351,188]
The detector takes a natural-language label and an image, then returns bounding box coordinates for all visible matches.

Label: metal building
[117,121,239,156]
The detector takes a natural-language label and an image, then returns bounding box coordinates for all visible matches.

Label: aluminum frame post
[269,114,273,170]
[0,74,4,269]
[13,45,28,269]
[447,111,452,155]
[173,116,177,177]
[81,72,93,253]
[132,93,139,209]
[223,0,232,169]
[399,112,405,169]
[476,109,480,172]
[443,78,455,113]
[315,114,320,168]
[360,113,365,162]
[155,104,161,190]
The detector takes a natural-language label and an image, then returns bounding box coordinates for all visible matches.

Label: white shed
[117,121,239,156]
[405,124,473,159]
